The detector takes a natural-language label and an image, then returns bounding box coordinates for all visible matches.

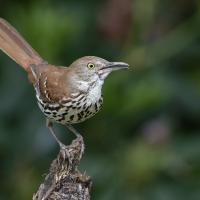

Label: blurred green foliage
[0,0,200,199]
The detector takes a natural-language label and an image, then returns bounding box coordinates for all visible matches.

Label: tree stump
[33,136,91,200]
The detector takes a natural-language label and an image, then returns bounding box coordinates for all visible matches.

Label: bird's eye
[87,63,95,69]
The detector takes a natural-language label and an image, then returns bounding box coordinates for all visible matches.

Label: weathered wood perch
[33,136,91,200]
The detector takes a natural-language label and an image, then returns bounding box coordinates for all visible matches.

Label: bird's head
[69,56,129,85]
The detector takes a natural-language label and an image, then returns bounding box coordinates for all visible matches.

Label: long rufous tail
[0,18,45,73]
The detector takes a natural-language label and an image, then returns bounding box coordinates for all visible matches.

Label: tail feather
[0,18,45,72]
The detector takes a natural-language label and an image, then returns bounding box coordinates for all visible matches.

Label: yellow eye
[87,63,95,69]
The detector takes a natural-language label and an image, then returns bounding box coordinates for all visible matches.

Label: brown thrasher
[0,18,129,147]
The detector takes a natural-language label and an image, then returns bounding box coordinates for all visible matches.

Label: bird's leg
[46,119,71,162]
[65,124,82,138]
[46,119,64,147]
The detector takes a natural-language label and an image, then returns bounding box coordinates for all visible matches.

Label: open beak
[101,62,129,71]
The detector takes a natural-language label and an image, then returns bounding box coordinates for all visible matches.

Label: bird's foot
[59,143,72,166]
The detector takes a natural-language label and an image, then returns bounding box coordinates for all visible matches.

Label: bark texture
[33,136,91,200]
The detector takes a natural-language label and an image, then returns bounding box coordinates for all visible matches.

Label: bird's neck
[71,73,104,104]
[86,79,103,104]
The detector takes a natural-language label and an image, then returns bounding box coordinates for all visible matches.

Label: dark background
[0,0,200,199]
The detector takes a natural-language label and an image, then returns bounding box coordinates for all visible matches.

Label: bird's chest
[36,86,103,124]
